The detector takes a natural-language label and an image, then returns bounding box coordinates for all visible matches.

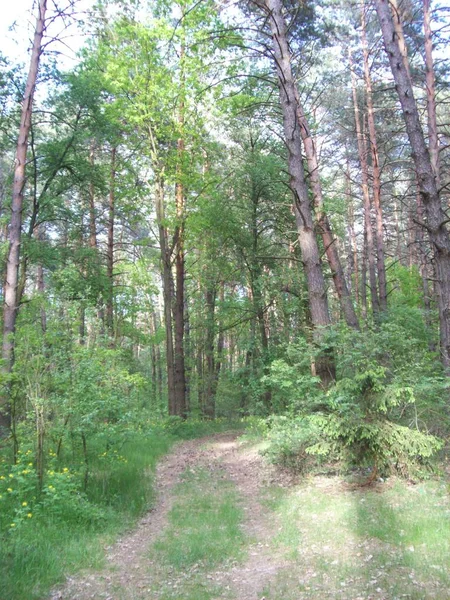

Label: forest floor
[50,432,450,600]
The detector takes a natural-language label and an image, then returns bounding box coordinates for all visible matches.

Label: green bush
[262,321,446,478]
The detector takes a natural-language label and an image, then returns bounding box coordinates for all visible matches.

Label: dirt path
[50,432,293,600]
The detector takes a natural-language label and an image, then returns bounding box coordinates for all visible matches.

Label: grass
[150,466,245,599]
[260,477,450,599]
[0,418,248,600]
[0,430,175,600]
[153,466,244,568]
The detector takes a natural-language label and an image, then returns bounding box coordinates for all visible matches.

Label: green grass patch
[261,477,450,599]
[153,466,245,570]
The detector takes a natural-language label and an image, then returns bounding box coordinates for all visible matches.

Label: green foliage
[263,319,445,477]
[0,429,174,600]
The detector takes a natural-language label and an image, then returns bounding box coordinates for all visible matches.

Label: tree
[258,0,334,385]
[374,0,450,371]
[1,0,47,436]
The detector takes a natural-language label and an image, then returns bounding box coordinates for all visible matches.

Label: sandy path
[50,432,293,600]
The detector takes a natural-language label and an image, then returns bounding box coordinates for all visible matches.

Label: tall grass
[0,418,247,600]
[0,431,174,600]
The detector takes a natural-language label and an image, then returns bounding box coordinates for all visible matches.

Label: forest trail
[50,432,292,600]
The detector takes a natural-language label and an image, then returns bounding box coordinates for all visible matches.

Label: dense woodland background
[0,0,450,595]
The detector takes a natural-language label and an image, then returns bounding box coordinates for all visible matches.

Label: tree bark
[345,161,360,307]
[374,0,450,370]
[361,2,388,310]
[155,177,176,413]
[1,0,47,435]
[349,49,380,317]
[295,94,359,329]
[263,0,334,385]
[106,147,116,333]
[423,0,440,184]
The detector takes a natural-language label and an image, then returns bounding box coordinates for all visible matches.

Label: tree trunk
[345,161,360,306]
[264,0,334,385]
[374,0,450,370]
[204,287,216,419]
[1,0,47,435]
[172,38,187,418]
[361,2,388,310]
[295,94,359,329]
[155,177,176,413]
[106,147,116,333]
[349,49,380,317]
[423,0,440,183]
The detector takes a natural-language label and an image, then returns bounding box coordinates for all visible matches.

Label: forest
[0,0,449,598]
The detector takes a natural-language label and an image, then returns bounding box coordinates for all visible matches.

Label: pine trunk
[296,95,359,329]
[349,50,380,317]
[375,0,450,370]
[361,3,388,310]
[264,0,334,385]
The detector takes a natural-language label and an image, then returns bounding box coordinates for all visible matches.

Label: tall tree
[1,0,47,435]
[361,2,388,311]
[374,0,450,370]
[261,0,334,384]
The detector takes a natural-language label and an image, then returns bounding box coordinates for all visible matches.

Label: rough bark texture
[374,0,450,370]
[88,142,97,250]
[264,0,334,385]
[361,4,388,310]
[295,95,359,329]
[349,50,380,316]
[345,162,360,306]
[1,0,47,436]
[172,35,187,418]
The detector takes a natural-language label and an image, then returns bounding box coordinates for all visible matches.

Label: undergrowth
[0,418,245,600]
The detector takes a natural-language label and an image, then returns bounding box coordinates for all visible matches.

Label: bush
[262,321,446,478]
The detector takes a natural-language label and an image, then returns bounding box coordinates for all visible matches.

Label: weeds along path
[50,432,292,600]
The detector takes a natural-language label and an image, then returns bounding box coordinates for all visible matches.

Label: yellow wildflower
[63,468,69,473]
[22,502,28,507]
[27,513,32,518]
[7,488,12,493]
[8,473,14,478]
[10,523,15,528]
